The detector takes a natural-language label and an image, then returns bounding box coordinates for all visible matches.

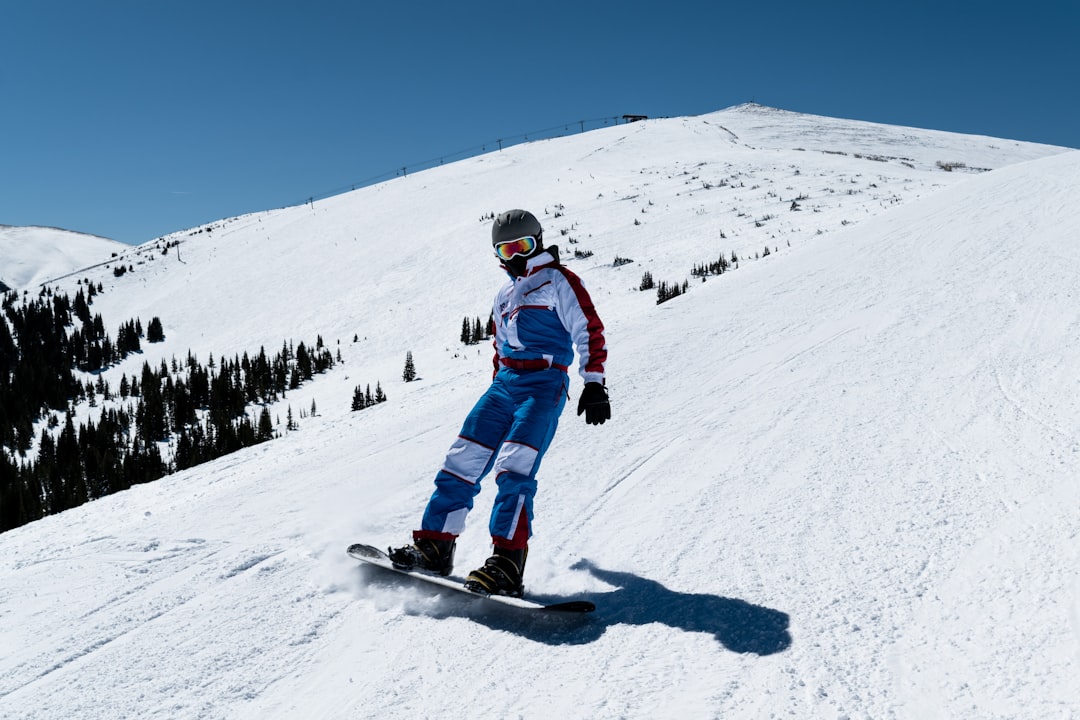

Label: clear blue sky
[2,0,1077,245]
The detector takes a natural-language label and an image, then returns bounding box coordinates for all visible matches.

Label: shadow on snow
[364,558,791,655]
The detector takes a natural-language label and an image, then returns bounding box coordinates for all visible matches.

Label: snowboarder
[389,209,610,597]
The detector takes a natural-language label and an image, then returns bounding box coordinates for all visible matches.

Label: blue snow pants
[417,367,569,548]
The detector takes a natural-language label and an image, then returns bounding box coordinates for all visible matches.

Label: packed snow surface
[1,105,1078,719]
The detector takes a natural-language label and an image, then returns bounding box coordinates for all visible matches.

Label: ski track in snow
[2,105,1079,719]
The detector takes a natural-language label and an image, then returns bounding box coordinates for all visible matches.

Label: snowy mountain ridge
[0,225,126,291]
[1,104,1078,719]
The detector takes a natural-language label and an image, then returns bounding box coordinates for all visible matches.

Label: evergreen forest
[0,283,335,533]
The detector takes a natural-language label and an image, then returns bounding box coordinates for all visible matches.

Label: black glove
[577,382,610,425]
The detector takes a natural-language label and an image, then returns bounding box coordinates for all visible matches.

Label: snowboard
[347,543,595,613]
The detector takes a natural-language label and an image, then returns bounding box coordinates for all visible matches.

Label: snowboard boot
[464,545,527,597]
[388,537,456,577]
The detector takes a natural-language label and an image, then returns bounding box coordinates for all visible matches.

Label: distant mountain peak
[0,225,126,290]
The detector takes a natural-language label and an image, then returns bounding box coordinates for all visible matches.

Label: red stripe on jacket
[555,266,607,377]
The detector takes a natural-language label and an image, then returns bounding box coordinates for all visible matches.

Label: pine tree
[403,351,416,382]
[73,289,90,324]
[656,280,688,305]
[296,342,313,381]
[147,317,165,343]
[257,407,274,440]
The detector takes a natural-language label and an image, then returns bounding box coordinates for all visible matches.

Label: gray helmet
[491,209,543,247]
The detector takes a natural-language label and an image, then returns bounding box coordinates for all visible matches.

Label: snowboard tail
[347,543,595,613]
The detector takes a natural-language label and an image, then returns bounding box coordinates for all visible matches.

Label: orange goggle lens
[495,235,537,261]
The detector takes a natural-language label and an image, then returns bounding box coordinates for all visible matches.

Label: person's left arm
[554,269,610,425]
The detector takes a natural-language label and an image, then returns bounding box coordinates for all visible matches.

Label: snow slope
[0,225,126,291]
[1,105,1078,719]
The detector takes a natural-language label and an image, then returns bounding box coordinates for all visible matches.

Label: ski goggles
[494,235,537,261]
